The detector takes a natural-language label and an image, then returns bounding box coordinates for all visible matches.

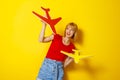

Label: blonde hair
[64,22,78,41]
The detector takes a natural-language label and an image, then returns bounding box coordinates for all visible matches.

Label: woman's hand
[41,20,47,26]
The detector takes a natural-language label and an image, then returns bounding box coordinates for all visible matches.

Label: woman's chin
[66,35,72,38]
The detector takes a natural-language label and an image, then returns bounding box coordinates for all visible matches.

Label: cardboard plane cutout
[61,49,92,63]
[32,7,62,34]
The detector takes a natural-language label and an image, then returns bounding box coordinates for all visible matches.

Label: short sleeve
[53,34,61,41]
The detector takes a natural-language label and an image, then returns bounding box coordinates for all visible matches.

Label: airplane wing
[51,17,62,26]
[32,11,50,24]
[74,55,92,63]
[78,55,93,60]
[61,51,74,58]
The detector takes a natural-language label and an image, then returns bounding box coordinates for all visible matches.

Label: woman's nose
[67,30,70,34]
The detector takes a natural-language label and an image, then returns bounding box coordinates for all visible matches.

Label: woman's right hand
[41,15,47,26]
[41,20,47,26]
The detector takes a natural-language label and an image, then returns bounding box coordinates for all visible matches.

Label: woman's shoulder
[53,34,62,39]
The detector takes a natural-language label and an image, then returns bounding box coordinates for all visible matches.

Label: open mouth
[66,33,70,36]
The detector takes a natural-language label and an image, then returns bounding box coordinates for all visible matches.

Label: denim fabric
[37,58,64,80]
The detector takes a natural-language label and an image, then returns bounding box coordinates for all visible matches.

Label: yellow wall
[0,0,120,80]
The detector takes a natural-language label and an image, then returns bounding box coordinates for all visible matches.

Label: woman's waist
[44,58,63,66]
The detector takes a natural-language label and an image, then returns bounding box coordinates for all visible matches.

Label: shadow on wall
[63,29,105,80]
[75,29,84,46]
[63,59,105,80]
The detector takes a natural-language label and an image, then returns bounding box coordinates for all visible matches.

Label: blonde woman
[37,22,78,80]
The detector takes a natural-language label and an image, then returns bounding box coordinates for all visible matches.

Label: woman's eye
[71,30,74,32]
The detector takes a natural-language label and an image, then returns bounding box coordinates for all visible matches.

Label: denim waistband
[44,58,63,66]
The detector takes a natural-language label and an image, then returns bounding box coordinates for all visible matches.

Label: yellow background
[0,0,120,80]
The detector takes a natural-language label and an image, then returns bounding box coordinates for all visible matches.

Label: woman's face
[65,25,75,38]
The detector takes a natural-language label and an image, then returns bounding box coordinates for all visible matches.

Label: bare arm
[64,57,74,68]
[39,21,54,42]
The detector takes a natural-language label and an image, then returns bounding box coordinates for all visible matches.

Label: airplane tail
[41,7,50,12]
[41,7,51,19]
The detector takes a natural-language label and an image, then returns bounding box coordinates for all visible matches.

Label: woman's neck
[62,36,70,46]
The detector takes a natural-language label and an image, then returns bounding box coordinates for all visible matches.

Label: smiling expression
[65,25,76,38]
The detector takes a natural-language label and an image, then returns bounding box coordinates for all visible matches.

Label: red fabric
[46,34,75,62]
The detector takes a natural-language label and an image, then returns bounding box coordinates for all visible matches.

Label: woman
[37,21,78,80]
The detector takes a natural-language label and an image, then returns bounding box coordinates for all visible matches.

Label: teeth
[67,33,70,35]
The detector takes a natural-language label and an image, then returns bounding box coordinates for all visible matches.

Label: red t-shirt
[46,34,75,62]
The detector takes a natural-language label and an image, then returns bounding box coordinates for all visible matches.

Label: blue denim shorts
[37,58,64,80]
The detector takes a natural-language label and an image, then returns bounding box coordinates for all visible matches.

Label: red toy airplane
[32,7,62,34]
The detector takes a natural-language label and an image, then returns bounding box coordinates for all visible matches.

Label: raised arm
[39,21,54,42]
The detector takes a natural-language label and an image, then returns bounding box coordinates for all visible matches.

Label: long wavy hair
[64,22,78,41]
